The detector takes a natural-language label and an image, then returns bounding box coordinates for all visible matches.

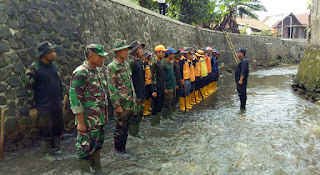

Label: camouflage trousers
[114,101,134,151]
[131,98,145,125]
[76,125,105,160]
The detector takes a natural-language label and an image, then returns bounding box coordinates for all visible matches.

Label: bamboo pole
[0,108,8,160]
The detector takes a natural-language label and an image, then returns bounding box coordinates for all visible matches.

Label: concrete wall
[0,0,306,150]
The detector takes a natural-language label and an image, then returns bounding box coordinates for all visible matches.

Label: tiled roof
[236,17,272,31]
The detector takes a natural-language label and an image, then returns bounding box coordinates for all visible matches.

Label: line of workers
[142,46,220,117]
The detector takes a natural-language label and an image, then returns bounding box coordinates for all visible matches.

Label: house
[270,13,309,39]
[235,17,273,34]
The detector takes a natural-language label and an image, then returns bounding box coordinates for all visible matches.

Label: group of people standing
[24,39,224,174]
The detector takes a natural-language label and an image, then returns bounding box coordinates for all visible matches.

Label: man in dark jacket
[235,48,249,110]
[150,45,168,126]
[25,41,64,160]
[128,41,146,138]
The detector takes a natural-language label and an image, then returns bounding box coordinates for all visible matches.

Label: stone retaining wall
[0,0,306,151]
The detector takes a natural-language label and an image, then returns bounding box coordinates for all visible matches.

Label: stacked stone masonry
[0,0,306,150]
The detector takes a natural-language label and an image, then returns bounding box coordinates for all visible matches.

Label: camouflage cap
[113,40,131,52]
[85,44,108,56]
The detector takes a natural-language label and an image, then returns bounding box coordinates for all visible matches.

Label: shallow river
[1,66,320,175]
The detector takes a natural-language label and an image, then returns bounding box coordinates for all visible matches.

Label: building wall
[0,0,306,150]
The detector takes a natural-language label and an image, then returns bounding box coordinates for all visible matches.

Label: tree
[214,0,267,31]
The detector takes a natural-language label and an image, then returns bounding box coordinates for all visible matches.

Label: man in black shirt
[128,41,146,138]
[235,48,249,110]
[25,41,64,160]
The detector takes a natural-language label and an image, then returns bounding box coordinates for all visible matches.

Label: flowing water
[1,65,320,175]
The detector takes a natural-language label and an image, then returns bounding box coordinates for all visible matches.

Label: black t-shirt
[235,57,249,82]
[35,61,62,111]
[131,59,146,99]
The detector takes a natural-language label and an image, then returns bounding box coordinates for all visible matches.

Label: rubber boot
[200,88,206,98]
[169,105,177,120]
[90,150,102,173]
[51,136,61,154]
[143,99,151,116]
[162,108,169,120]
[151,112,160,126]
[205,86,209,96]
[79,159,91,175]
[40,140,56,161]
[148,99,152,111]
[196,90,201,103]
[240,100,246,110]
[190,93,196,105]
[186,96,192,110]
[179,97,188,111]
[213,81,217,91]
[129,123,138,137]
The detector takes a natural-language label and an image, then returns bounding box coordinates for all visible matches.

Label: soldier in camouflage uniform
[69,44,108,174]
[25,41,64,160]
[107,40,135,154]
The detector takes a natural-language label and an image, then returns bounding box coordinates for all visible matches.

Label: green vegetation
[127,0,266,30]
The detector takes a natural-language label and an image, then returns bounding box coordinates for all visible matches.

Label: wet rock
[50,34,61,45]
[0,10,7,24]
[0,26,12,39]
[56,57,67,65]
[6,88,17,100]
[27,48,37,58]
[0,83,8,93]
[29,1,40,10]
[55,45,65,56]
[26,11,41,23]
[6,19,19,30]
[42,21,53,32]
[4,117,19,134]
[40,0,49,8]
[18,51,28,61]
[62,40,71,49]
[26,23,41,34]
[0,55,9,68]
[58,28,68,38]
[6,101,17,116]
[0,40,10,55]
[13,60,25,74]
[8,37,22,50]
[23,35,37,48]
[0,67,11,81]
[0,96,7,105]
[7,76,22,87]
[5,5,17,17]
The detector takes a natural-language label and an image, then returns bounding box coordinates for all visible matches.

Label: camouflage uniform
[107,58,135,151]
[69,60,108,160]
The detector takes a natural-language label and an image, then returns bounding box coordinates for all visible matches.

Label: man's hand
[115,105,124,116]
[176,85,179,89]
[238,80,243,85]
[152,92,157,98]
[165,89,168,94]
[29,108,38,119]
[77,123,87,133]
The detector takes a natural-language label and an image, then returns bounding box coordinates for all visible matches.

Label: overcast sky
[256,0,310,20]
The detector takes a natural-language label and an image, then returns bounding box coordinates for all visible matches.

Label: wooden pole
[0,108,8,160]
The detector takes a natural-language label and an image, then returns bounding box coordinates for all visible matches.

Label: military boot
[90,150,102,173]
[168,106,177,121]
[79,159,91,175]
[150,112,161,127]
[129,123,138,137]
[51,136,62,154]
[40,140,55,161]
